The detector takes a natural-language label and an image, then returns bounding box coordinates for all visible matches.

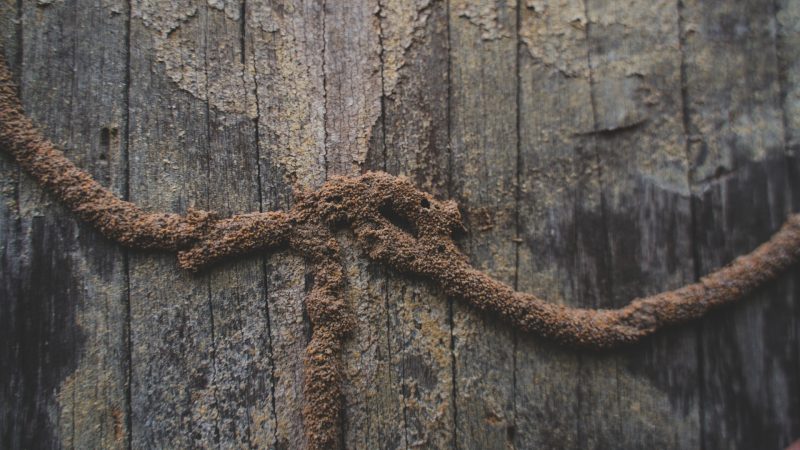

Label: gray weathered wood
[371,1,456,447]
[777,0,800,418]
[1,1,129,448]
[579,0,699,446]
[682,0,800,448]
[203,6,276,448]
[244,1,323,447]
[127,2,275,447]
[316,1,399,448]
[2,0,799,448]
[448,1,518,448]
[516,0,596,445]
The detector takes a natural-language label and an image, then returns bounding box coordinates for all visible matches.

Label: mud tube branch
[356,202,800,349]
[0,54,209,249]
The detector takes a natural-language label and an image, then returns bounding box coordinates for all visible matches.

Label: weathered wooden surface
[682,0,800,447]
[1,1,129,448]
[1,0,798,448]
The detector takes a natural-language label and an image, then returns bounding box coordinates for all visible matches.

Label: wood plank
[0,12,22,449]
[128,4,218,447]
[0,0,130,447]
[516,0,597,446]
[4,0,800,447]
[246,0,391,447]
[203,5,276,448]
[370,0,456,447]
[316,1,400,447]
[244,0,325,447]
[0,0,18,77]
[323,0,383,179]
[449,0,518,447]
[127,1,275,447]
[380,0,451,195]
[681,0,800,447]
[776,0,800,436]
[338,234,398,448]
[517,0,700,447]
[579,0,699,446]
[777,0,800,162]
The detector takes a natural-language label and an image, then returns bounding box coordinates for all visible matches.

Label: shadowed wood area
[1,0,798,448]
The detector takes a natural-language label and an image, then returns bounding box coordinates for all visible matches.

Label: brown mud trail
[1,52,799,450]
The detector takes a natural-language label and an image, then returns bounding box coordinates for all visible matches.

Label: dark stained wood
[516,0,608,447]
[777,5,800,445]
[579,0,699,447]
[515,0,590,445]
[515,1,698,446]
[681,0,800,448]
[1,0,130,448]
[1,0,799,448]
[0,0,23,442]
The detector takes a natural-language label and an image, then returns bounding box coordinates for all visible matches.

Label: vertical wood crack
[676,1,706,447]
[244,2,280,445]
[444,1,459,448]
[123,1,133,448]
[511,0,522,445]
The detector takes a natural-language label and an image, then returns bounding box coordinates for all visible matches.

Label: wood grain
[578,0,698,446]
[1,0,799,448]
[1,0,129,447]
[449,1,518,448]
[244,0,325,447]
[516,0,599,446]
[776,0,800,426]
[127,2,275,447]
[681,0,800,448]
[371,1,455,447]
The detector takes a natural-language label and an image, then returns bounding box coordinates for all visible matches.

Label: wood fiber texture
[1,0,799,449]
